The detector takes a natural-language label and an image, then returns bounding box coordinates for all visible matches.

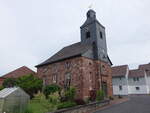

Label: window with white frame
[65,73,71,89]
[133,77,139,82]
[65,62,71,69]
[52,74,57,83]
[119,77,122,80]
[119,85,122,91]
[136,87,140,90]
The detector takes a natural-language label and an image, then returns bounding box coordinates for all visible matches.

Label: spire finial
[88,3,93,10]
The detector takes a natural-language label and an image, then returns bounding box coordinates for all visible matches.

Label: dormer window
[86,31,90,39]
[100,31,103,39]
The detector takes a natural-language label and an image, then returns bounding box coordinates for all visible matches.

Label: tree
[0,86,4,90]
[64,87,76,101]
[43,84,61,99]
[3,78,17,88]
[96,90,105,101]
[17,74,43,98]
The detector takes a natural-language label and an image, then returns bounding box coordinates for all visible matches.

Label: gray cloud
[0,0,150,75]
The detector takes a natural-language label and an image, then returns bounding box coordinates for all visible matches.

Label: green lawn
[26,95,57,113]
[25,90,77,113]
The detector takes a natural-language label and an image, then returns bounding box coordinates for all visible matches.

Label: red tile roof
[146,70,150,76]
[129,69,145,77]
[139,63,150,71]
[2,66,36,78]
[138,63,150,76]
[112,65,128,77]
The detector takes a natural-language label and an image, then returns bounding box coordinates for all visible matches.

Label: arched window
[52,64,57,72]
[65,73,71,89]
[65,61,71,69]
[52,74,57,83]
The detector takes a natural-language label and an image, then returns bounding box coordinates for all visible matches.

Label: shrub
[89,90,96,101]
[0,86,4,90]
[48,92,60,104]
[57,101,77,109]
[84,97,90,104]
[33,92,46,102]
[2,75,43,98]
[109,96,114,100]
[96,90,105,101]
[74,99,86,105]
[60,96,68,102]
[65,87,76,101]
[3,78,17,88]
[17,74,43,98]
[29,92,58,113]
[43,84,61,99]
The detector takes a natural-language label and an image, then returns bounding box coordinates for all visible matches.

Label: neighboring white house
[112,65,129,95]
[112,63,150,95]
[139,63,150,91]
[128,69,149,94]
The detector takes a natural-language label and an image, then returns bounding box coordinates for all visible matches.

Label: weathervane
[88,0,96,10]
[88,3,93,9]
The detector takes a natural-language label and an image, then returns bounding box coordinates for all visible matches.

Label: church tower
[80,10,109,64]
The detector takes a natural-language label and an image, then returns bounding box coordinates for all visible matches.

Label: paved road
[95,95,150,113]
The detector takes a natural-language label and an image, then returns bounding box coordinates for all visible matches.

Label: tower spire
[86,9,96,19]
[80,10,110,64]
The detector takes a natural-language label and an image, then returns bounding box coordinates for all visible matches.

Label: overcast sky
[0,0,150,76]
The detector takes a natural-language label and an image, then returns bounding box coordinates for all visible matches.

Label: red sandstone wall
[81,57,97,98]
[37,56,113,99]
[99,61,113,97]
[81,58,113,98]
[37,57,84,99]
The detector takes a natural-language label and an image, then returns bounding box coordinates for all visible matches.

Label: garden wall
[48,100,110,113]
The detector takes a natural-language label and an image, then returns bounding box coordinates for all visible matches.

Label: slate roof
[112,65,128,77]
[36,42,92,67]
[129,69,145,77]
[80,10,105,29]
[2,66,36,78]
[139,63,150,71]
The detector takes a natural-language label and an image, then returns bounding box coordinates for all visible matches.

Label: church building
[36,10,113,99]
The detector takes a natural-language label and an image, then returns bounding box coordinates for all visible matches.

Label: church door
[102,82,107,97]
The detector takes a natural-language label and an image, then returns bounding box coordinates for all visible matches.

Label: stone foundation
[48,100,110,113]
